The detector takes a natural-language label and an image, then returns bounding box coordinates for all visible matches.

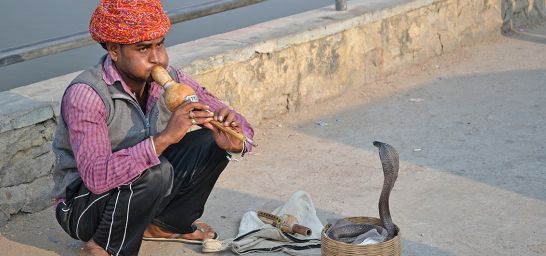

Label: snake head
[373,141,397,156]
[372,140,399,178]
[373,141,384,148]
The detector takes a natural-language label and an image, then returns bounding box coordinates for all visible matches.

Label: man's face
[108,37,169,84]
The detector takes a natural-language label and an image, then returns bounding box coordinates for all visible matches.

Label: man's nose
[149,48,160,64]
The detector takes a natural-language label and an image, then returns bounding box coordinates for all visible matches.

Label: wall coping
[0,0,442,133]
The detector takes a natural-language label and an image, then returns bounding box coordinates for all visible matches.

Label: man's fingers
[195,117,214,125]
[202,122,214,130]
[215,108,231,122]
[215,108,237,125]
[191,110,214,119]
[223,111,237,126]
[177,101,209,112]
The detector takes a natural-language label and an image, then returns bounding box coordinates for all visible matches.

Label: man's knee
[184,129,217,150]
[133,162,173,198]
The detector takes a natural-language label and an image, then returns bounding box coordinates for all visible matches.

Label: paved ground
[1,22,545,256]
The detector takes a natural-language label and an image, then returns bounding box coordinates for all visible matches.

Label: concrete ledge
[169,0,441,73]
[0,72,76,133]
[0,0,544,226]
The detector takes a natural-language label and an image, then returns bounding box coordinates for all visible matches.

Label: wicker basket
[321,216,401,256]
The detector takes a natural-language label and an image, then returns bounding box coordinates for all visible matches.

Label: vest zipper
[125,97,151,137]
[145,117,150,136]
[112,92,154,137]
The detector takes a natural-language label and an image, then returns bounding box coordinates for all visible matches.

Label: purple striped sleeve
[176,69,255,152]
[63,83,161,194]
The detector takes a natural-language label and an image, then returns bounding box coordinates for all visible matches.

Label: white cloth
[326,218,387,245]
[202,191,323,255]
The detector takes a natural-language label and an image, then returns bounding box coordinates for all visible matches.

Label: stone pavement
[1,22,545,256]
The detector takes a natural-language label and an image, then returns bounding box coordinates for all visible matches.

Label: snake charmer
[50,0,254,255]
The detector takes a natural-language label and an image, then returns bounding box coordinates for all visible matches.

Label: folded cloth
[202,191,323,255]
[325,218,387,245]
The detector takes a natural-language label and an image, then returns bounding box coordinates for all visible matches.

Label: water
[0,0,337,92]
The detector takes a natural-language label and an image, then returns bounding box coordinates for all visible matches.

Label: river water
[0,0,337,92]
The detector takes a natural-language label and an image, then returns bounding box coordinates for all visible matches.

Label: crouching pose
[51,1,254,255]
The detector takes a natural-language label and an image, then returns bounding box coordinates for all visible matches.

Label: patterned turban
[89,0,171,44]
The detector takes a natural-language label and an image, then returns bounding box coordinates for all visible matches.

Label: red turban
[89,0,171,44]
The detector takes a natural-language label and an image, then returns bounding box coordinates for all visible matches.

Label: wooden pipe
[151,66,256,147]
[257,211,312,236]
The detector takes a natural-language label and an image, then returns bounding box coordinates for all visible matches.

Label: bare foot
[80,239,109,256]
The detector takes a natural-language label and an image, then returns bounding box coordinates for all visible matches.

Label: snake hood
[373,141,399,239]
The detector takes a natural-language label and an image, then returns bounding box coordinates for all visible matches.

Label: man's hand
[202,107,244,152]
[153,101,214,155]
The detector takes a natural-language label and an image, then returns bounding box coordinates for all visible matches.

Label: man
[50,0,254,255]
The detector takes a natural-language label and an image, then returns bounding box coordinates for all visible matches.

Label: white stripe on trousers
[75,194,109,240]
[105,188,121,250]
[116,183,133,256]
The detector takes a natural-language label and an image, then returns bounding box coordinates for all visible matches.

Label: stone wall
[503,0,546,32]
[0,0,544,227]
[0,119,55,224]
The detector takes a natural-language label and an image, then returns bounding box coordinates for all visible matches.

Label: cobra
[327,141,399,242]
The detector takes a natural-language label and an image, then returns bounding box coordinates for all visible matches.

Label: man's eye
[139,47,147,52]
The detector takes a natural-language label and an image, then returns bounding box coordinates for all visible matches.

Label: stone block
[0,123,54,187]
[0,183,26,215]
[0,176,54,226]
[0,92,55,134]
[23,176,54,213]
[0,147,53,187]
[514,0,530,12]
[0,210,7,227]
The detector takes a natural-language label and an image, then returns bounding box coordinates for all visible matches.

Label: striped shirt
[61,56,253,195]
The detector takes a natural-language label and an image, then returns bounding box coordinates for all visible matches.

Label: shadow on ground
[1,186,455,255]
[297,69,546,201]
[505,21,546,45]
[403,240,455,256]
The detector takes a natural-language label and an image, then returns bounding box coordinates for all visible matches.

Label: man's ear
[106,42,120,62]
